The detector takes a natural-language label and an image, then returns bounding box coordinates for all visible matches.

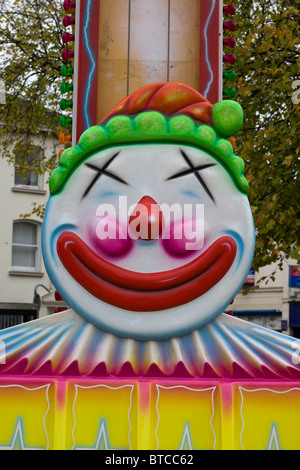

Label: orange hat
[100,82,213,126]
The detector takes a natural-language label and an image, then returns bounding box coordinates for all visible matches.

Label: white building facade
[0,134,65,327]
[229,261,300,338]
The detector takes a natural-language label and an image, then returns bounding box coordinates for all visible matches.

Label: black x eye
[82,152,128,199]
[167,150,216,203]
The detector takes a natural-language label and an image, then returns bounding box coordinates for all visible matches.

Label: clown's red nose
[129,196,164,241]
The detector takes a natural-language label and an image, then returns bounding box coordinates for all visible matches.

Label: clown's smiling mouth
[57,232,236,311]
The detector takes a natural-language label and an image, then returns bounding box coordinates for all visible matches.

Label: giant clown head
[42,83,255,340]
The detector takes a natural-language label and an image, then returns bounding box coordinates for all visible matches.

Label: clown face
[42,142,255,340]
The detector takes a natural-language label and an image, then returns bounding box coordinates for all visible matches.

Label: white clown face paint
[42,144,255,340]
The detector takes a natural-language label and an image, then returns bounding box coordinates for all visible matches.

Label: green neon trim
[50,112,249,195]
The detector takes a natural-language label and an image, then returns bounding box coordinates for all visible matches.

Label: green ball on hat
[212,100,244,138]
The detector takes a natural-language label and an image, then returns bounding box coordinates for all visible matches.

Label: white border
[239,386,300,450]
[155,384,217,450]
[71,383,135,450]
[0,383,51,450]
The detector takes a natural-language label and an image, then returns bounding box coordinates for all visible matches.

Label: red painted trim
[57,232,236,311]
[75,0,101,143]
[73,1,222,144]
[199,0,222,103]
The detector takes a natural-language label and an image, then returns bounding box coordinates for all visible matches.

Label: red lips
[57,232,236,311]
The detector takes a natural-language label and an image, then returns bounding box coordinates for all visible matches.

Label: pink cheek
[88,217,133,258]
[162,219,203,258]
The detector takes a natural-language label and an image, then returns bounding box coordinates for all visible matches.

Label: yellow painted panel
[233,385,300,450]
[66,381,137,450]
[1,379,300,450]
[149,383,221,450]
[0,381,55,450]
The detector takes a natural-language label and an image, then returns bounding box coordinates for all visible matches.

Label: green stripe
[50,112,248,195]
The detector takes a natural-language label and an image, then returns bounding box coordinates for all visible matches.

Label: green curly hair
[51,108,248,196]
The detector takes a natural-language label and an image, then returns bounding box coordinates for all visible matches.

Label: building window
[11,221,40,272]
[14,146,43,189]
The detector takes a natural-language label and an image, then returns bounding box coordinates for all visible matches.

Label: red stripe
[75,0,101,143]
[199,0,221,103]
